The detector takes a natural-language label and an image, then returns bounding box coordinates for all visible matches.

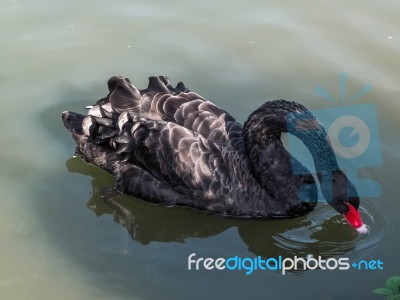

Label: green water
[1,0,399,299]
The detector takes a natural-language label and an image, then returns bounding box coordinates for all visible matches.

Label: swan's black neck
[243,100,340,201]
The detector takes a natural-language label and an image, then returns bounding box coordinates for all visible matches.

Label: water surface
[1,0,399,299]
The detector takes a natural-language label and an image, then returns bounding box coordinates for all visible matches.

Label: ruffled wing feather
[87,76,245,155]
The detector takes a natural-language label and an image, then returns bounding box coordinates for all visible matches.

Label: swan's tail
[62,110,114,172]
[62,111,86,144]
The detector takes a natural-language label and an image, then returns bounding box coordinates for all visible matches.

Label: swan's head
[320,170,368,234]
[333,195,368,234]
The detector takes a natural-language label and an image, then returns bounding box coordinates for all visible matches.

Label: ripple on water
[271,200,390,260]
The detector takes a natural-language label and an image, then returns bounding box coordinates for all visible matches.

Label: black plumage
[62,76,360,220]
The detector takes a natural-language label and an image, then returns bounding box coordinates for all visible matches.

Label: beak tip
[355,223,369,234]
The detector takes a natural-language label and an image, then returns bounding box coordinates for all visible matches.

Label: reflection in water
[66,156,388,260]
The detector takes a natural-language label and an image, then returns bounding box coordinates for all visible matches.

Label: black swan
[62,76,367,233]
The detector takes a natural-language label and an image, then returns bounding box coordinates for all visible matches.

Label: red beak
[344,203,368,234]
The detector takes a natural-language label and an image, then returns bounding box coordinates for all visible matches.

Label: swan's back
[87,76,245,154]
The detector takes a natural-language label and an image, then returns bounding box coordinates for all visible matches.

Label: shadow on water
[65,155,387,259]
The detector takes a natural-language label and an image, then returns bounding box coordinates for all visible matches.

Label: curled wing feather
[86,76,245,154]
